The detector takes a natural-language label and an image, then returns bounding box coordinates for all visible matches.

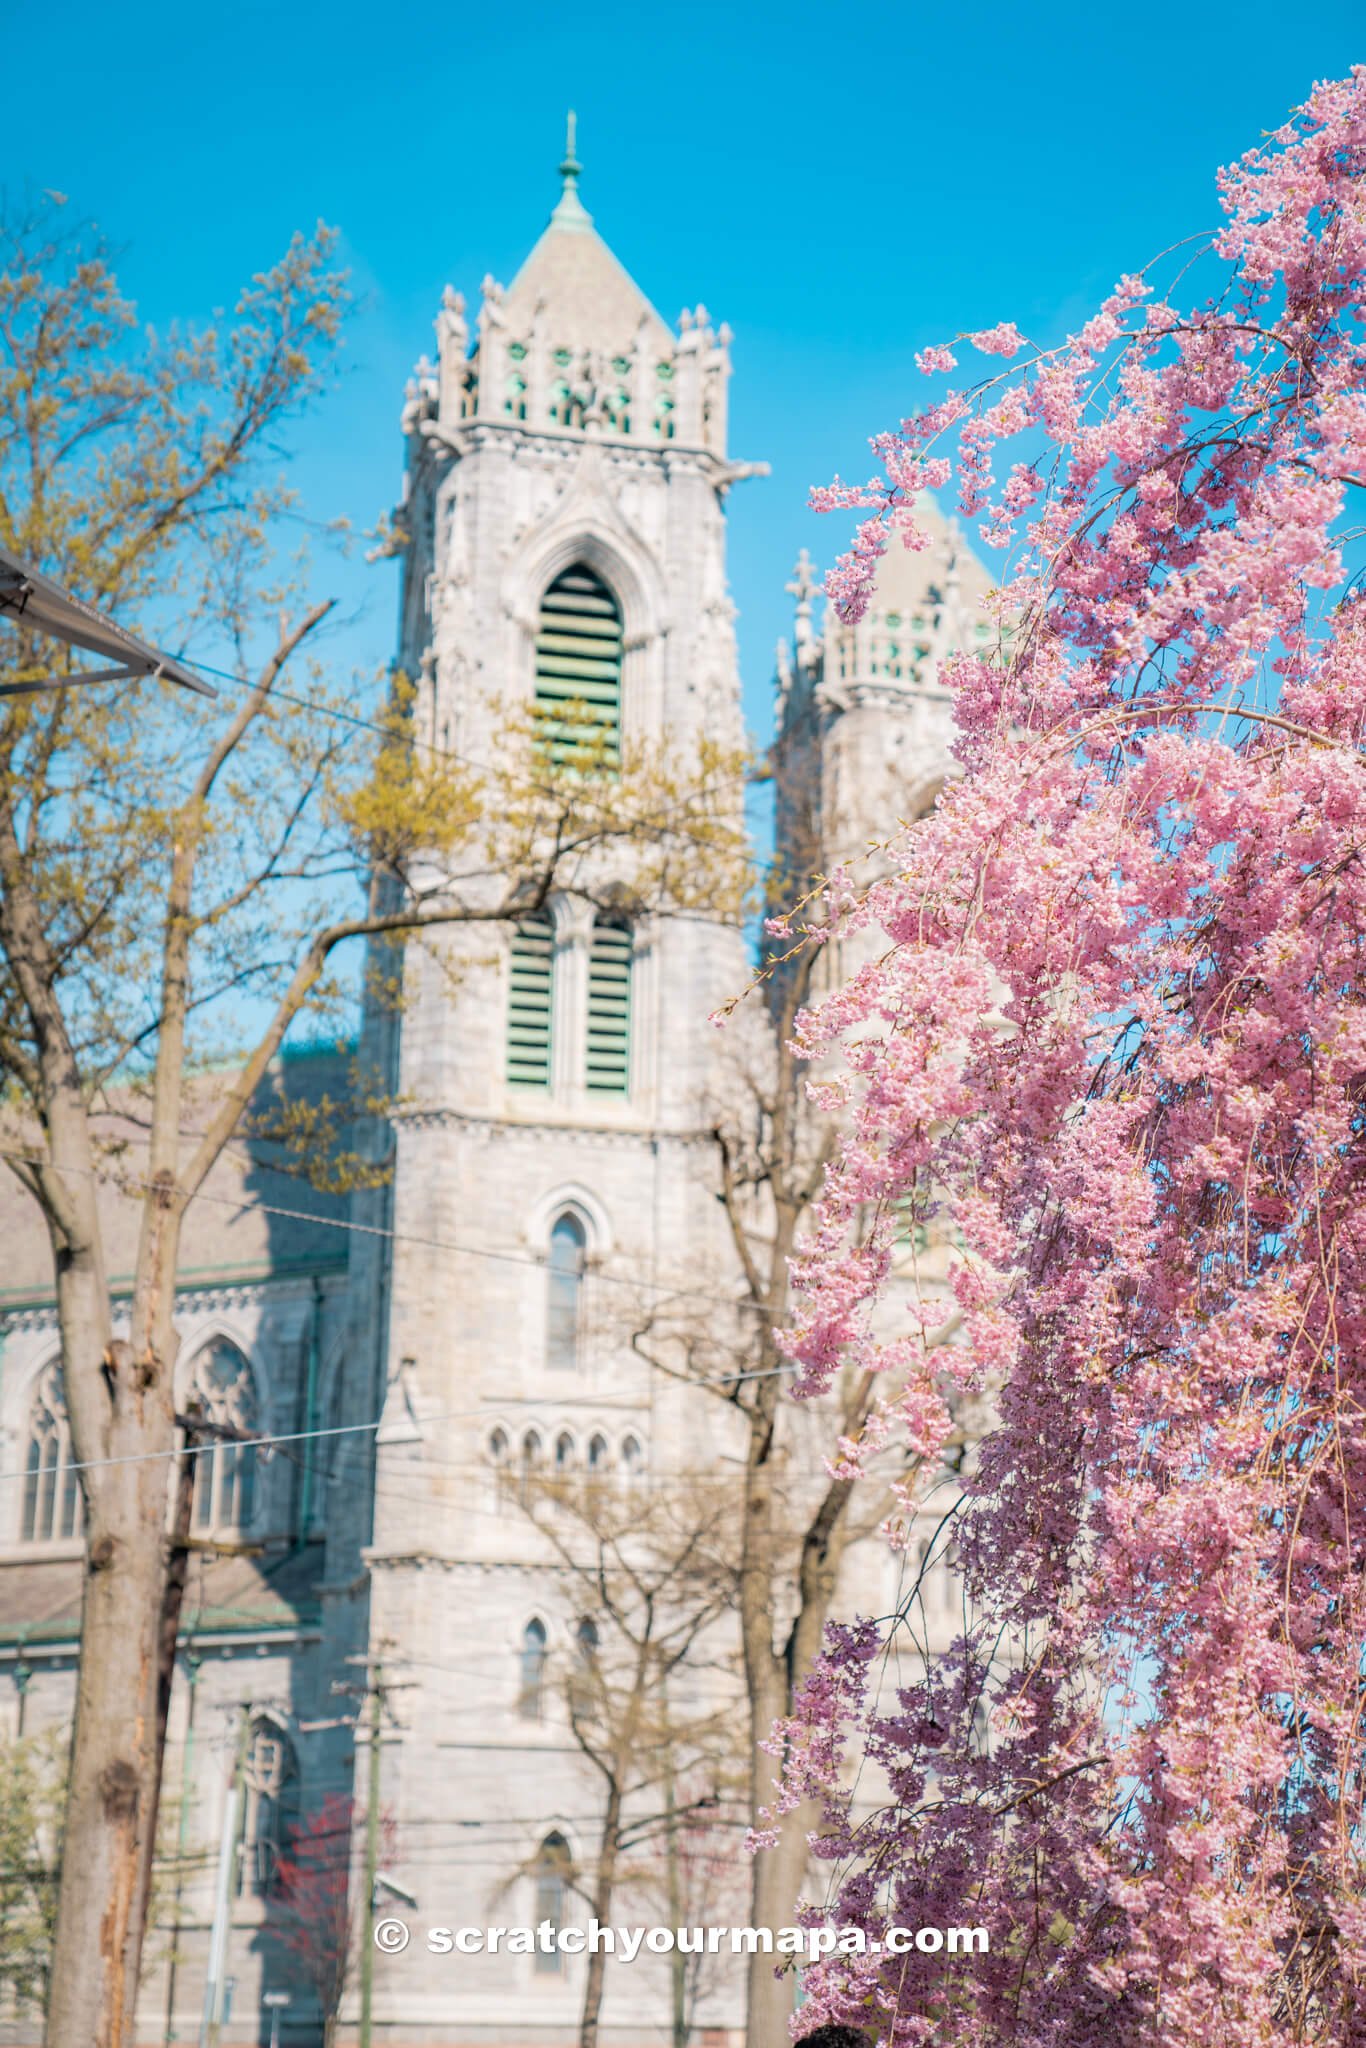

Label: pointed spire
[552,109,592,231]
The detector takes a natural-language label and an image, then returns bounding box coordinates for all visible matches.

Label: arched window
[603,386,630,434]
[507,913,555,1091]
[587,1432,608,1474]
[546,1213,586,1371]
[554,1431,575,1471]
[569,1616,599,1719]
[533,565,623,769]
[488,1428,510,1510]
[620,1435,644,1480]
[519,1618,548,1720]
[586,919,632,1097]
[188,1340,259,1535]
[21,1362,82,1543]
[518,1429,544,1506]
[534,1832,572,1970]
[236,1717,297,1896]
[548,379,578,428]
[504,373,528,420]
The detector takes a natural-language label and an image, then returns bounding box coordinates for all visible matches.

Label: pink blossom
[774,65,1366,2048]
[967,320,1026,356]
[914,343,959,375]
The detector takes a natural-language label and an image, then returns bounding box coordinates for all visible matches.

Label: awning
[0,541,216,699]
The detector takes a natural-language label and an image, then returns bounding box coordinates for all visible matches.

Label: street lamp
[0,540,215,699]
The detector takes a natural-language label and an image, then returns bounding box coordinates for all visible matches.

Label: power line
[175,652,777,867]
[0,1143,789,1319]
[0,1364,800,1489]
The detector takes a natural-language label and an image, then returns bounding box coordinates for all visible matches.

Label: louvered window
[586,920,632,1096]
[507,914,555,1089]
[533,566,623,767]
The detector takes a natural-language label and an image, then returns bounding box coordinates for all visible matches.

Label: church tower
[773,501,995,882]
[349,128,762,2044]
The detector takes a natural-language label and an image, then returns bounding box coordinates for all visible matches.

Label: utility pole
[334,1647,413,2048]
[163,1648,201,2046]
[200,1707,250,2048]
[660,1678,689,2048]
[359,1661,383,2048]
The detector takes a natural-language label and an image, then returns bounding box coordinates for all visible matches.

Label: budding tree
[511,1463,744,2048]
[638,843,968,2048]
[0,197,747,2048]
[773,68,1366,2048]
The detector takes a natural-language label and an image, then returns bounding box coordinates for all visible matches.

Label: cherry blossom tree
[769,67,1366,2048]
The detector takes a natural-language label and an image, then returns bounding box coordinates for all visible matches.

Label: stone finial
[551,110,593,229]
[775,635,794,711]
[436,288,469,424]
[787,549,820,667]
[475,277,509,419]
[561,109,580,184]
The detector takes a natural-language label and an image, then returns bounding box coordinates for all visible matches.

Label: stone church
[0,135,988,2048]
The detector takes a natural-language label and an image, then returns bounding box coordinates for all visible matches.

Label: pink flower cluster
[781,67,1366,2048]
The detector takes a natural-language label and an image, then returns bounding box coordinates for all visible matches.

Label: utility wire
[0,1143,787,1319]
[176,652,780,868]
[0,1364,800,1488]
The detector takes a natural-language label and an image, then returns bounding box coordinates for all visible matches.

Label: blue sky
[6,0,1361,741]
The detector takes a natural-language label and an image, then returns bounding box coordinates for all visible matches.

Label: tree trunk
[738,1319,852,2048]
[739,1401,794,2048]
[750,1809,817,2044]
[43,1144,184,2047]
[579,1791,621,2048]
[44,1294,178,2046]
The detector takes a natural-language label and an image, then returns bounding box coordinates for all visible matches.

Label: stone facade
[0,141,988,2048]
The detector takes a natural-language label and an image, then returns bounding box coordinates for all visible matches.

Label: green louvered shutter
[534,566,623,768]
[586,921,632,1096]
[508,915,554,1089]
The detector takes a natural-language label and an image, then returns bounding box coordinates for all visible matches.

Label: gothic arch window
[519,1618,548,1720]
[21,1362,82,1543]
[533,1832,572,1970]
[507,912,555,1091]
[569,1616,599,1719]
[604,384,630,434]
[488,1428,511,1510]
[586,918,632,1097]
[554,1430,575,1471]
[620,1434,644,1480]
[188,1340,259,1535]
[518,1429,544,1506]
[504,373,528,421]
[547,1212,587,1371]
[237,1717,297,1896]
[533,565,623,769]
[587,1432,608,1474]
[548,378,579,428]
